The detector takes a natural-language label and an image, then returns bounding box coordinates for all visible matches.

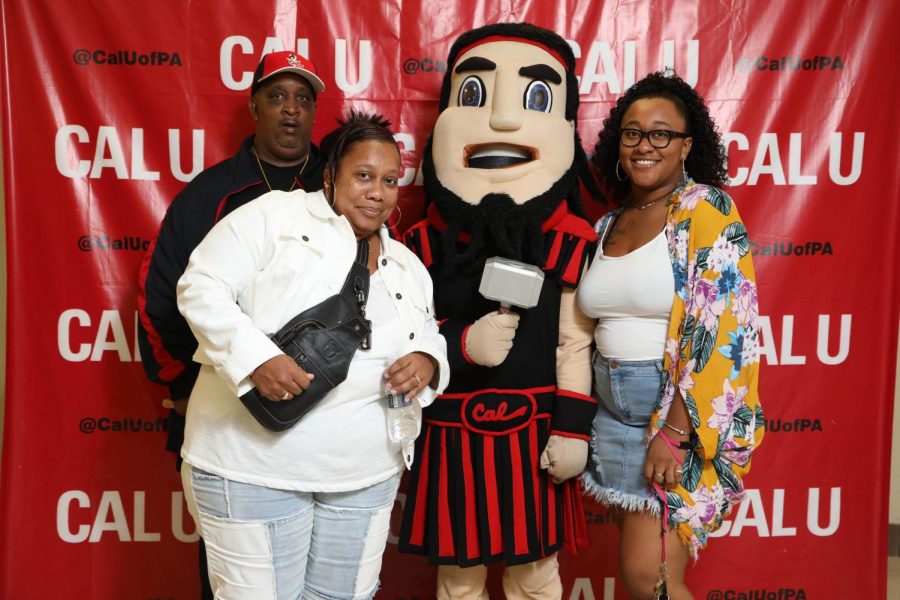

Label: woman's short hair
[320,110,399,180]
[592,71,729,203]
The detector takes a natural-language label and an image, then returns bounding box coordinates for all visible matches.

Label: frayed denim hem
[580,474,661,516]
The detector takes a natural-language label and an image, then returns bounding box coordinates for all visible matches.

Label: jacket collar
[233,136,263,188]
[236,136,324,191]
[286,192,410,269]
[305,189,342,221]
[376,225,410,270]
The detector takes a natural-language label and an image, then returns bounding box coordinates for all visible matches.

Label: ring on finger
[280,391,291,400]
[414,374,422,386]
[655,472,665,479]
[675,467,684,474]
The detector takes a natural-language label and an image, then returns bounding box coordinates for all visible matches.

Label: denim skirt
[582,352,665,514]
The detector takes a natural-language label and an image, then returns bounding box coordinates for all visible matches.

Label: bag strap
[337,239,373,349]
[651,429,685,600]
[594,210,619,251]
[651,481,671,599]
[340,239,370,310]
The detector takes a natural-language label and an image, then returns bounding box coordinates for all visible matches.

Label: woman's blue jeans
[182,463,401,599]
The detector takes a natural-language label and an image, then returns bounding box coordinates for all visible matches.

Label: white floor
[890,557,900,599]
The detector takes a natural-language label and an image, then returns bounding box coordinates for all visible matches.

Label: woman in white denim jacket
[176,113,449,600]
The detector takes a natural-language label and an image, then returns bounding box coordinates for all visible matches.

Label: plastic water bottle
[385,390,417,469]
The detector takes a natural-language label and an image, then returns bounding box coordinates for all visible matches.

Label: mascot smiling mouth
[465,143,536,169]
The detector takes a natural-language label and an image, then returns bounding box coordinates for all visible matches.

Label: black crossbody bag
[239,240,372,431]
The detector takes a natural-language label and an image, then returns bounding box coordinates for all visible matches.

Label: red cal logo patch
[461,390,537,436]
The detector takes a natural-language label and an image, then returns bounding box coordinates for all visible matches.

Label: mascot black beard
[399,23,600,599]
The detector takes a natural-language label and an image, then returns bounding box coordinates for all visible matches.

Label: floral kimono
[595,178,765,559]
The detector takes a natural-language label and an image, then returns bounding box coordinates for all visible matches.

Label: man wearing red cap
[137,50,326,598]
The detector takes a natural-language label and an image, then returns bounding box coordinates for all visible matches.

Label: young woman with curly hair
[578,72,765,599]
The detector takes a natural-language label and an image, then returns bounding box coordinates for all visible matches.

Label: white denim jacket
[176,189,449,491]
[178,189,448,396]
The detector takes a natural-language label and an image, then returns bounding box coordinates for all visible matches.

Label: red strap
[544,232,563,270]
[655,428,685,463]
[652,482,669,565]
[651,428,685,575]
[562,479,590,554]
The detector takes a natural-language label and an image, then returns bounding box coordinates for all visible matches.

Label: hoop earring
[387,203,403,229]
[615,160,626,182]
[323,166,335,205]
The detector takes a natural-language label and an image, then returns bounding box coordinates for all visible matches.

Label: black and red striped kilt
[399,387,572,565]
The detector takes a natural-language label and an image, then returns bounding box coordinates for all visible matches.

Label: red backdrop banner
[2,1,898,598]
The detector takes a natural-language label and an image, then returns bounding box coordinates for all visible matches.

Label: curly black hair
[592,71,728,203]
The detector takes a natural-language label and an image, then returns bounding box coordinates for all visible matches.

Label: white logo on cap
[287,54,302,67]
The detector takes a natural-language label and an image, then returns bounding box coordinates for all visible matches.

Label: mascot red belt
[399,23,600,599]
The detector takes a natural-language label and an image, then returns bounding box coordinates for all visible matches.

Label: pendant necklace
[253,148,310,192]
[630,184,678,211]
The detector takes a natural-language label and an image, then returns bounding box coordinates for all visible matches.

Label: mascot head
[424,22,594,265]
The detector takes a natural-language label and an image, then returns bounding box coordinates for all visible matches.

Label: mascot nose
[489,68,523,131]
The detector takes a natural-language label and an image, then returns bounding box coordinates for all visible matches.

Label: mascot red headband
[454,35,570,72]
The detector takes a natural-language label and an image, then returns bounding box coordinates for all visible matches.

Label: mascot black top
[399,22,599,583]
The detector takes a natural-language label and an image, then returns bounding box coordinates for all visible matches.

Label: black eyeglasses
[620,128,690,149]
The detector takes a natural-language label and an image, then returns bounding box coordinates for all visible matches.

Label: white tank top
[577,228,675,360]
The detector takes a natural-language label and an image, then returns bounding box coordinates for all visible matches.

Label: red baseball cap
[251,51,325,95]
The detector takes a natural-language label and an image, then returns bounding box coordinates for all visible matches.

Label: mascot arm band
[439,318,482,374]
[552,265,596,440]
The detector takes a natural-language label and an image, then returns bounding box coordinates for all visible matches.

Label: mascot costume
[399,23,599,599]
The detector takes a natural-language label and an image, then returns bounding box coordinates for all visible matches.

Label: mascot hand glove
[539,435,588,483]
[464,311,520,367]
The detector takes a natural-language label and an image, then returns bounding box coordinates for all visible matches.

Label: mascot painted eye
[524,80,552,112]
[458,75,486,107]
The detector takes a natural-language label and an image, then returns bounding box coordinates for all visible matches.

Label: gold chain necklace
[630,184,678,211]
[253,148,310,192]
